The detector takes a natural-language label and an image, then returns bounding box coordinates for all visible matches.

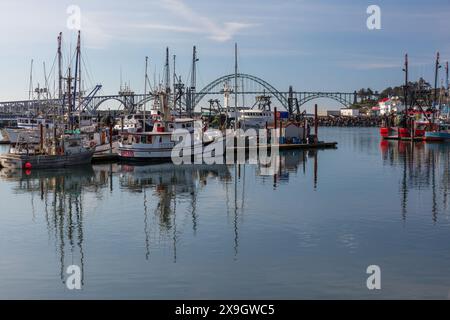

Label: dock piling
[314,104,318,143]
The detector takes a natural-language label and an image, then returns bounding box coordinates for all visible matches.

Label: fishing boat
[0,31,100,169]
[237,109,274,129]
[17,116,54,130]
[0,133,94,169]
[114,114,145,133]
[424,123,450,141]
[380,53,446,141]
[118,118,207,162]
[380,109,434,140]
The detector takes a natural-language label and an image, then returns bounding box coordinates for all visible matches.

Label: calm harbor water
[1,127,450,299]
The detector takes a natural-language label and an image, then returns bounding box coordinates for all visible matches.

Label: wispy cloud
[129,23,200,34]
[80,0,259,49]
[159,0,257,42]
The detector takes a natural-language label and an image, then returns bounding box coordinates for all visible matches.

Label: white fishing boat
[114,114,143,132]
[117,118,205,162]
[17,116,53,130]
[237,109,274,129]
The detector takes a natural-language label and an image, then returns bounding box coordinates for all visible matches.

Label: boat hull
[424,131,450,141]
[118,144,206,162]
[0,150,95,169]
[380,126,426,140]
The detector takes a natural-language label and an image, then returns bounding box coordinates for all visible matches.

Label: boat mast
[163,47,170,121]
[58,32,63,100]
[190,46,198,117]
[55,32,64,120]
[446,61,449,91]
[143,56,148,132]
[67,67,73,130]
[28,59,34,101]
[234,43,238,130]
[403,53,408,111]
[434,52,441,110]
[164,47,170,94]
[43,62,49,100]
[446,61,449,111]
[173,54,177,112]
[78,32,82,111]
[73,31,81,117]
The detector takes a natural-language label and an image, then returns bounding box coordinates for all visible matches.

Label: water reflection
[0,166,104,286]
[0,150,316,287]
[380,140,450,221]
[118,163,232,262]
[254,149,318,188]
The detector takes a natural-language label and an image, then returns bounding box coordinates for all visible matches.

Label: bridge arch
[297,92,356,108]
[195,73,289,110]
[91,97,127,113]
[135,94,157,109]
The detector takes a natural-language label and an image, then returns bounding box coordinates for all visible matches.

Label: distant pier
[318,116,381,127]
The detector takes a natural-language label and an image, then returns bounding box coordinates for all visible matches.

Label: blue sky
[0,0,449,111]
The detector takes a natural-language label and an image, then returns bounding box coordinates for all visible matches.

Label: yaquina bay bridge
[0,73,366,118]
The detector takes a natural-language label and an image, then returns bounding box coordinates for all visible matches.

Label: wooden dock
[277,141,337,150]
[383,136,424,142]
[228,141,338,151]
[90,141,337,165]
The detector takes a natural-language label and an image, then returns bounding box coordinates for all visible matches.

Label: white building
[379,96,403,115]
[318,110,340,117]
[340,108,359,117]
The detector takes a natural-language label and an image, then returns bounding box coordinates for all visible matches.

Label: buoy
[24,162,32,169]
[25,169,31,176]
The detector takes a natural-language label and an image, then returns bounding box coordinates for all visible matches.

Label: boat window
[68,139,80,147]
[141,135,146,143]
[147,136,152,144]
[182,124,186,128]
